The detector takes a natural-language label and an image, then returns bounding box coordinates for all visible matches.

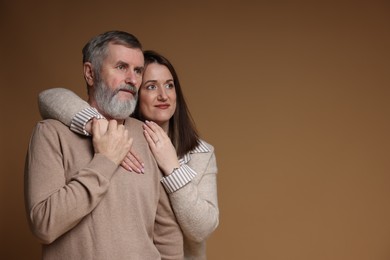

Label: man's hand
[92,119,133,165]
[85,118,108,136]
[87,118,144,173]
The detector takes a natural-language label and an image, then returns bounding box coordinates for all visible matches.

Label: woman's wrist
[164,163,181,176]
[160,164,198,193]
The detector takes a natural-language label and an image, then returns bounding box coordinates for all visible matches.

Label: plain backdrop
[1,1,390,259]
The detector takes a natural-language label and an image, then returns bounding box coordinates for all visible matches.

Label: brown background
[1,1,390,259]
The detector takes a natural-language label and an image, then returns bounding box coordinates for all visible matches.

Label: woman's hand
[121,150,145,173]
[142,120,180,175]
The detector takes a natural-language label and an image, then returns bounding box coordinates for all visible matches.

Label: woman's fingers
[143,122,159,145]
[143,121,160,143]
[143,120,170,146]
[128,150,144,173]
[121,150,144,173]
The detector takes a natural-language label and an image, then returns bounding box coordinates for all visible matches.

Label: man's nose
[125,71,138,86]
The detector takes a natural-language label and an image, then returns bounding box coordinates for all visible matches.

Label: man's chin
[107,101,136,119]
[117,91,136,100]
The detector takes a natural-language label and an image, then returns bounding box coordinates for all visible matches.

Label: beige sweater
[38,88,219,259]
[24,118,183,260]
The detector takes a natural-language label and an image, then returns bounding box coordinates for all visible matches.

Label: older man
[24,31,183,260]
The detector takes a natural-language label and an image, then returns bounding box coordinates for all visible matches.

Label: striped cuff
[70,107,105,136]
[160,164,197,194]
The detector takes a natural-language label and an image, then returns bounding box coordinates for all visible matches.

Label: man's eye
[117,65,126,70]
[135,68,143,75]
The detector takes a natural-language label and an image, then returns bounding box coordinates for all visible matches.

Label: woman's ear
[83,62,94,86]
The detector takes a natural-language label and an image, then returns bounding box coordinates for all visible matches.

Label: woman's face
[139,63,177,130]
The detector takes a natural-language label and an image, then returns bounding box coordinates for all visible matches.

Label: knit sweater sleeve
[168,148,219,243]
[38,87,91,129]
[24,121,117,244]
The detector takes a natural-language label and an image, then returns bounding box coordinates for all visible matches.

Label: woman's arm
[39,88,105,136]
[38,88,144,172]
[39,88,91,128]
[142,121,219,242]
[168,150,219,243]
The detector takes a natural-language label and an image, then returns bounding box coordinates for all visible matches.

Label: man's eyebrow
[114,61,143,71]
[115,60,129,66]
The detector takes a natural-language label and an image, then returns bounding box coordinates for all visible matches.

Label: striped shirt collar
[179,140,210,165]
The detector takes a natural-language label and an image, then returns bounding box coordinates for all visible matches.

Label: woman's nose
[157,88,168,101]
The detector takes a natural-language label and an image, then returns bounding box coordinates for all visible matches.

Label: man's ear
[84,62,94,86]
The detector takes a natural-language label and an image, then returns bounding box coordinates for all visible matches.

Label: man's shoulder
[35,119,68,131]
[124,117,143,127]
[32,119,77,139]
[123,117,153,155]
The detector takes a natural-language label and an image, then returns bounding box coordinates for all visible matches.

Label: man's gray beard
[94,80,138,120]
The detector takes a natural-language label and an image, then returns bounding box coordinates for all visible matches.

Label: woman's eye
[146,85,157,90]
[164,83,174,89]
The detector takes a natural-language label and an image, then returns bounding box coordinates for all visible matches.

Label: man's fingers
[92,119,133,165]
[107,119,118,133]
[92,118,101,139]
[124,132,133,150]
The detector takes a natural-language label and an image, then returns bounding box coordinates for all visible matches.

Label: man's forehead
[106,43,144,65]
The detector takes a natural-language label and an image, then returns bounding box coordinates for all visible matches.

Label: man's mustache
[113,84,137,96]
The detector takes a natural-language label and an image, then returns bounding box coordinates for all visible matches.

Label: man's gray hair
[82,30,142,82]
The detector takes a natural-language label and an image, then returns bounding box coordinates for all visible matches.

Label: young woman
[38,50,219,259]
